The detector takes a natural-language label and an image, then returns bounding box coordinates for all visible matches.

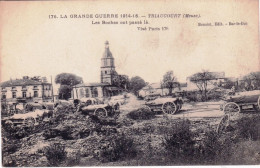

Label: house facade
[71,41,124,100]
[0,76,53,103]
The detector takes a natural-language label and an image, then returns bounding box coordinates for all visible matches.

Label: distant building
[0,76,53,103]
[72,41,124,100]
[138,82,187,97]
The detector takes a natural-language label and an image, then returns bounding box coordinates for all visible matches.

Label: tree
[221,79,236,89]
[129,76,146,95]
[58,85,72,100]
[55,73,83,86]
[189,70,216,101]
[250,72,260,90]
[112,73,129,89]
[241,72,260,91]
[162,71,179,95]
[55,73,83,100]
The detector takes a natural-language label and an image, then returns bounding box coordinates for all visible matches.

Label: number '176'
[49,15,58,19]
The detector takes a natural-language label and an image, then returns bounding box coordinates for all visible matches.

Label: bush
[43,129,59,140]
[3,156,17,167]
[207,92,222,101]
[127,107,155,120]
[6,126,32,139]
[162,119,198,163]
[99,132,137,162]
[185,92,201,102]
[229,140,260,164]
[2,141,21,154]
[200,131,221,162]
[66,150,81,166]
[59,126,74,140]
[235,116,260,141]
[44,143,67,166]
[199,130,233,164]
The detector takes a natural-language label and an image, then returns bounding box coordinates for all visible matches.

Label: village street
[121,93,225,119]
[118,93,225,133]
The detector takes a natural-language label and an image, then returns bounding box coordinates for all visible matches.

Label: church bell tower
[101,41,115,84]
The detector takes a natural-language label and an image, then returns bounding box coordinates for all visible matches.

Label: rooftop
[102,41,113,58]
[0,78,51,87]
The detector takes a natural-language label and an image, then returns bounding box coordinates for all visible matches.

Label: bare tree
[162,71,179,95]
[189,70,216,101]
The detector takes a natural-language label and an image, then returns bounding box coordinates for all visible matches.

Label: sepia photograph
[0,0,259,166]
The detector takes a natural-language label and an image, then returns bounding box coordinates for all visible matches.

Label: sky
[0,0,259,86]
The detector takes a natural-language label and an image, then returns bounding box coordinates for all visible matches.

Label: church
[71,41,124,100]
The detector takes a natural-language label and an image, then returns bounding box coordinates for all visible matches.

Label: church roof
[102,41,114,58]
[74,82,110,88]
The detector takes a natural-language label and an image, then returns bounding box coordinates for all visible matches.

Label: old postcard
[0,0,259,166]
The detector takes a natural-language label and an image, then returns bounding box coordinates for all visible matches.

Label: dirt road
[176,101,224,118]
[121,93,225,120]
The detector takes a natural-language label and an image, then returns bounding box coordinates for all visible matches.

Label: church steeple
[103,41,113,58]
[101,41,115,84]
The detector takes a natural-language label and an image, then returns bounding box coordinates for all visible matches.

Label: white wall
[72,86,103,99]
[1,84,52,101]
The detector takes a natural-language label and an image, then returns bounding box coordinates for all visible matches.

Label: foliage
[162,119,198,163]
[2,140,21,155]
[66,150,81,166]
[3,156,17,167]
[43,129,59,140]
[234,116,260,141]
[189,70,217,101]
[44,143,67,166]
[220,78,236,89]
[159,119,235,165]
[55,73,83,85]
[129,76,147,95]
[207,88,227,101]
[99,133,137,162]
[127,107,155,120]
[16,127,32,139]
[185,91,201,102]
[55,73,83,100]
[239,71,260,91]
[58,85,72,100]
[3,124,31,139]
[112,72,129,89]
[199,130,232,164]
[162,71,179,95]
[228,140,260,164]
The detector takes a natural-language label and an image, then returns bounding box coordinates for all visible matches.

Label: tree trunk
[169,88,173,95]
[204,91,207,101]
